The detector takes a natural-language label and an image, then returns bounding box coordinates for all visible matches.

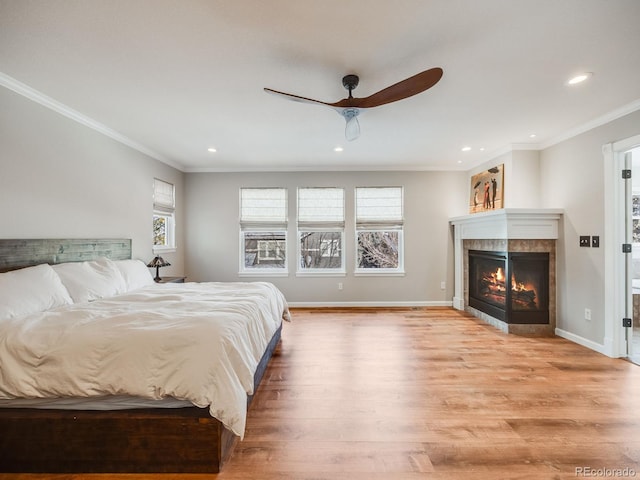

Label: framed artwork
[469,164,504,213]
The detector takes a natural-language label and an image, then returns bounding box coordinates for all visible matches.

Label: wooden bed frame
[0,239,283,473]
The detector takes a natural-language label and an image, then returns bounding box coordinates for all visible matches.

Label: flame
[512,276,535,293]
[479,265,541,310]
[492,267,505,283]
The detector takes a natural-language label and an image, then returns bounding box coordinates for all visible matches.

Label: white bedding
[0,281,289,437]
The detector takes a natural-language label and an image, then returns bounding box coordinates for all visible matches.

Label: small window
[355,186,404,274]
[153,212,171,247]
[153,179,175,252]
[240,188,288,275]
[297,188,345,274]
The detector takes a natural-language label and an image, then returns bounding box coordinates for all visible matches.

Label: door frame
[603,135,640,358]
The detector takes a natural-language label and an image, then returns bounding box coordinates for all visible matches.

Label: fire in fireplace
[468,250,549,324]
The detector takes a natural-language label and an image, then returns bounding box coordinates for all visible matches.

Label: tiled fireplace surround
[450,209,563,336]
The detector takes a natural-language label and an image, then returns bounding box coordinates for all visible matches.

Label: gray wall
[0,86,185,275]
[539,109,640,346]
[184,170,468,304]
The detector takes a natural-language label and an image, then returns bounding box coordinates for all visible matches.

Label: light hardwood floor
[4,307,640,480]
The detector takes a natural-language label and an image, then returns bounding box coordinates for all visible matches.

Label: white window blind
[356,187,403,228]
[153,179,175,212]
[240,188,287,229]
[298,187,344,229]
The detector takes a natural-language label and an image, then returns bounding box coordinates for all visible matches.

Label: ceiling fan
[264,67,443,141]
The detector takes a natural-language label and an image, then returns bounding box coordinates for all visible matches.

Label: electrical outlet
[440,281,446,290]
[584,308,591,321]
[338,282,343,291]
[579,236,591,247]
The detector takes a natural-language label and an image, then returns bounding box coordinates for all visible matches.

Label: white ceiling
[1,0,639,172]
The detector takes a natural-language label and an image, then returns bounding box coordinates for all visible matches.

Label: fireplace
[468,250,549,324]
[450,209,561,336]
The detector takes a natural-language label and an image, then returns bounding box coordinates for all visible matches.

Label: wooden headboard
[0,239,132,272]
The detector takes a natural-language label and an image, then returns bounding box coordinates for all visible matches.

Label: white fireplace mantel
[449,208,563,311]
[449,208,563,240]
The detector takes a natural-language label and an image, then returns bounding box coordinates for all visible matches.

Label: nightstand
[156,276,186,284]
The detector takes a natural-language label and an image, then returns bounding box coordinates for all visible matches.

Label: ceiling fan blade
[263,88,332,107]
[339,67,443,109]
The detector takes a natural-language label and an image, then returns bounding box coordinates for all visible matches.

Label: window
[240,188,287,274]
[355,186,404,274]
[153,179,175,252]
[258,239,284,261]
[297,188,345,274]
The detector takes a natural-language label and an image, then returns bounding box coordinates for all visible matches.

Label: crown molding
[0,72,185,171]
[466,98,640,171]
[183,164,458,173]
[540,98,640,150]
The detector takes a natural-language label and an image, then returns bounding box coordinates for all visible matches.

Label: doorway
[604,136,640,362]
[629,146,640,364]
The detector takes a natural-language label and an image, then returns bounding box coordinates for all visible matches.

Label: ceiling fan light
[345,116,360,142]
[342,108,360,141]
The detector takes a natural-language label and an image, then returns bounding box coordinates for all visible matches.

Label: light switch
[579,236,591,247]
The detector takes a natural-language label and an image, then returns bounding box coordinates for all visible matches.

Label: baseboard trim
[287,301,453,308]
[555,328,610,357]
[452,296,465,310]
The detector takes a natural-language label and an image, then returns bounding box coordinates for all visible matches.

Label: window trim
[238,230,289,277]
[296,187,346,275]
[354,228,405,276]
[239,188,289,276]
[153,179,176,253]
[354,186,405,275]
[152,211,176,254]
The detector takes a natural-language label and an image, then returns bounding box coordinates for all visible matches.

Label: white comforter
[0,281,289,437]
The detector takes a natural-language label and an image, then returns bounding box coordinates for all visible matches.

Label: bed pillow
[0,264,74,321]
[52,258,127,303]
[114,259,154,291]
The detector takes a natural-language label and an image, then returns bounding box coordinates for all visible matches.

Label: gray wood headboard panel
[0,239,132,272]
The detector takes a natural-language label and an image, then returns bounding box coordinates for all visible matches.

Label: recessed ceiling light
[479,147,485,151]
[207,147,217,153]
[461,146,471,152]
[334,146,344,152]
[529,134,537,138]
[457,160,463,164]
[567,72,592,85]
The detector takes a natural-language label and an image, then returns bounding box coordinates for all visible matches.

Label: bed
[0,239,289,473]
